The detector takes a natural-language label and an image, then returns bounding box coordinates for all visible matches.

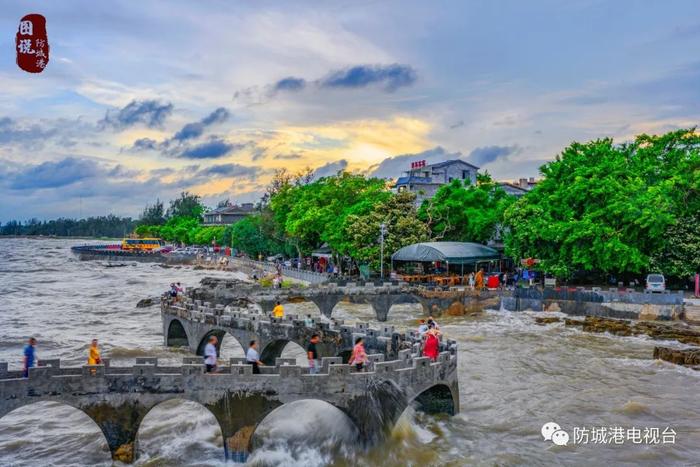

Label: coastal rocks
[544,302,561,312]
[228,425,255,452]
[685,305,700,325]
[534,316,561,325]
[562,316,700,345]
[653,346,700,368]
[113,442,134,463]
[136,297,156,308]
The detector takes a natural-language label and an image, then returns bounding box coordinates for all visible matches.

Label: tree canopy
[418,173,514,243]
[504,129,700,278]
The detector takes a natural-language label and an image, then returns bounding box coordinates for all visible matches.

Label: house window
[462,170,470,179]
[448,177,453,182]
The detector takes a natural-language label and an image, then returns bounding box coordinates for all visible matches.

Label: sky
[2,0,700,221]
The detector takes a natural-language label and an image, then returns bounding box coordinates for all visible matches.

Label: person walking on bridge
[423,328,440,361]
[307,334,320,374]
[348,337,368,372]
[272,301,284,319]
[22,337,36,378]
[204,335,218,373]
[246,340,264,374]
[88,339,101,365]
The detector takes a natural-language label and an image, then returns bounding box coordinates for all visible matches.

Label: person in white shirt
[204,335,218,373]
[246,340,264,374]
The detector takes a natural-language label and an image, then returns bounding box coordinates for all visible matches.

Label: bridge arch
[196,329,247,359]
[409,382,458,416]
[166,318,189,347]
[0,400,111,464]
[249,399,359,457]
[259,339,308,366]
[136,398,224,463]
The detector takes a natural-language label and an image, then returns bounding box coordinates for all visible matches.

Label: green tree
[344,191,430,273]
[504,129,700,278]
[166,192,205,219]
[138,199,165,226]
[418,173,514,243]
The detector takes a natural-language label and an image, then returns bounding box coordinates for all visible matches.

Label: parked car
[645,273,666,292]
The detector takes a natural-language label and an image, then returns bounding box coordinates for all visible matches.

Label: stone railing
[162,296,458,361]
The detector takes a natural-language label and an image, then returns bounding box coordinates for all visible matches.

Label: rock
[113,442,134,463]
[445,301,466,316]
[228,425,255,452]
[544,302,561,312]
[685,305,700,325]
[534,317,561,325]
[564,316,700,345]
[638,304,661,320]
[653,346,700,368]
[136,298,155,308]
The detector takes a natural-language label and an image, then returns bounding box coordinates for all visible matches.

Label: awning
[391,241,500,264]
[312,244,333,258]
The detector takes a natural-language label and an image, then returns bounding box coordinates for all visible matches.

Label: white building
[394,159,480,204]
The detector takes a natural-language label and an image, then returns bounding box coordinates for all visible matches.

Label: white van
[645,274,665,292]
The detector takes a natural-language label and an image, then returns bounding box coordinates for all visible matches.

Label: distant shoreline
[0,235,120,241]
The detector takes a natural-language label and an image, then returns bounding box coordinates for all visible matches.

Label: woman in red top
[422,329,440,361]
[348,337,368,371]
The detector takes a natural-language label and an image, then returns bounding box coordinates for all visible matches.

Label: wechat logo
[542,422,569,446]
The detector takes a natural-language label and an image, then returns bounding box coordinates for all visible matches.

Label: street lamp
[379,222,387,280]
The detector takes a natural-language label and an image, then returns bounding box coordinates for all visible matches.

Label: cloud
[320,64,417,92]
[273,77,306,93]
[178,138,238,159]
[130,137,159,151]
[312,159,348,179]
[197,163,260,179]
[273,152,304,160]
[172,107,230,142]
[99,99,173,130]
[368,147,462,179]
[467,145,520,166]
[0,117,56,145]
[4,157,104,190]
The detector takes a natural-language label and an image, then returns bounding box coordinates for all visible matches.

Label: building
[202,203,255,225]
[394,159,480,204]
[498,177,538,198]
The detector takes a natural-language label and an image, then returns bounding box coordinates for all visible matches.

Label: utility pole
[379,222,387,279]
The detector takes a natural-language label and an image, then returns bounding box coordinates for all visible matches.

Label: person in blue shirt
[23,337,36,378]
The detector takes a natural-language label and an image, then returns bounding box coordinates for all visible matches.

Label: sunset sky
[2,0,700,221]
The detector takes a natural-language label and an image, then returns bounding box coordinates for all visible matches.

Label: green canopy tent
[391,241,500,276]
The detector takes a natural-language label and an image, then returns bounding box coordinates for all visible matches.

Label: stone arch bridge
[0,350,458,463]
[191,277,501,321]
[162,296,428,364]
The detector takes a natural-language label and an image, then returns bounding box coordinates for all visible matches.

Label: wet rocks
[653,346,700,368]
[136,297,156,308]
[562,316,700,345]
[113,442,134,463]
[534,316,562,325]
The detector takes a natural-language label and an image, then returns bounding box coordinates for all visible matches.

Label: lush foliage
[418,173,514,243]
[0,216,137,238]
[344,190,430,271]
[504,129,700,278]
[166,192,205,219]
[138,200,166,226]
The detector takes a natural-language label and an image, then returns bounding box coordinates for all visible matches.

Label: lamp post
[379,223,387,279]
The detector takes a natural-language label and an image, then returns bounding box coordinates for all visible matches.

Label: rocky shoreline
[534,315,700,369]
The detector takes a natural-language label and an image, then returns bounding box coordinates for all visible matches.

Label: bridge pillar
[367,295,393,322]
[205,391,283,461]
[344,380,408,444]
[309,295,341,318]
[82,400,151,464]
